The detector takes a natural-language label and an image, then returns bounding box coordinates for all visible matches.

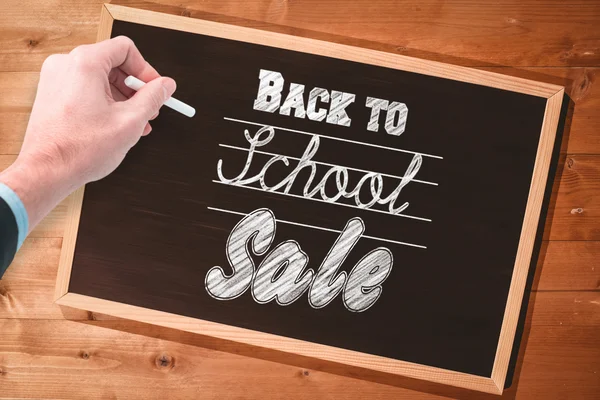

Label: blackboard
[55,4,564,395]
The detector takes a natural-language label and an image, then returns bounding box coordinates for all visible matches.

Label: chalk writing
[205,208,393,312]
[216,125,423,216]
[205,208,276,300]
[253,69,407,132]
[206,68,438,312]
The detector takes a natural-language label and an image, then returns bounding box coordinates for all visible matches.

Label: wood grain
[0,0,101,72]
[163,0,600,68]
[2,0,599,71]
[54,186,84,301]
[107,3,563,97]
[0,239,91,320]
[0,319,598,400]
[56,292,501,393]
[97,0,114,42]
[0,112,27,154]
[0,71,38,109]
[0,0,598,398]
[528,291,600,327]
[544,155,600,241]
[534,241,600,291]
[516,68,599,155]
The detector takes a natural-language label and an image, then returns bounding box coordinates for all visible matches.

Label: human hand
[24,36,176,186]
[0,36,175,230]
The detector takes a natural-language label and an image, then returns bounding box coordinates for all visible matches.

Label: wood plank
[539,67,599,155]
[0,0,102,72]
[0,73,36,155]
[528,291,600,327]
[509,325,600,399]
[2,0,600,71]
[55,186,84,301]
[164,0,600,68]
[2,238,599,320]
[0,112,27,154]
[2,67,598,155]
[58,292,502,394]
[0,318,597,399]
[0,239,89,320]
[534,241,600,291]
[0,71,38,110]
[0,318,438,400]
[544,155,600,241]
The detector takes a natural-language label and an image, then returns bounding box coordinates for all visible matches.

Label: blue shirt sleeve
[0,182,28,250]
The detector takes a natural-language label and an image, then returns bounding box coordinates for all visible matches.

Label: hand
[25,35,176,185]
[0,36,176,231]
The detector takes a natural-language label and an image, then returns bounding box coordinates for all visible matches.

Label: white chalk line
[211,180,432,222]
[223,117,444,160]
[219,144,438,186]
[207,206,427,249]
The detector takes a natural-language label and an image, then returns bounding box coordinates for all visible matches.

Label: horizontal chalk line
[219,144,438,186]
[212,180,432,222]
[207,206,427,249]
[223,117,444,160]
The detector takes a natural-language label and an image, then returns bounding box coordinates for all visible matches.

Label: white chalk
[124,75,196,118]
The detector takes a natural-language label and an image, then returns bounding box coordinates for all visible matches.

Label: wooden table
[1,1,598,398]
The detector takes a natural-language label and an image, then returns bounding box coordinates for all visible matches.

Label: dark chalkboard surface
[55,5,564,395]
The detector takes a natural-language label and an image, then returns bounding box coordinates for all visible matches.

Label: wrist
[0,153,74,231]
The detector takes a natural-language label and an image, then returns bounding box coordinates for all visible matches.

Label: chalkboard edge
[55,291,502,394]
[54,185,85,301]
[53,4,567,396]
[490,88,565,390]
[103,3,564,99]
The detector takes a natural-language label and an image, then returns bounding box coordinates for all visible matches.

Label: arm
[0,36,176,277]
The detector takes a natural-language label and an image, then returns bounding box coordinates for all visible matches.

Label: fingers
[125,77,176,120]
[109,67,136,98]
[92,36,160,83]
[110,84,128,102]
[143,123,152,136]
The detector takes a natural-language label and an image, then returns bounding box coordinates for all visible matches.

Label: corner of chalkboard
[503,92,571,390]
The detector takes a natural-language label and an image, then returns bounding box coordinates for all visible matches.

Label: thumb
[126,77,176,120]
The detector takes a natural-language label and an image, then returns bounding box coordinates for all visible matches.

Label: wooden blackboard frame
[54,3,564,395]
